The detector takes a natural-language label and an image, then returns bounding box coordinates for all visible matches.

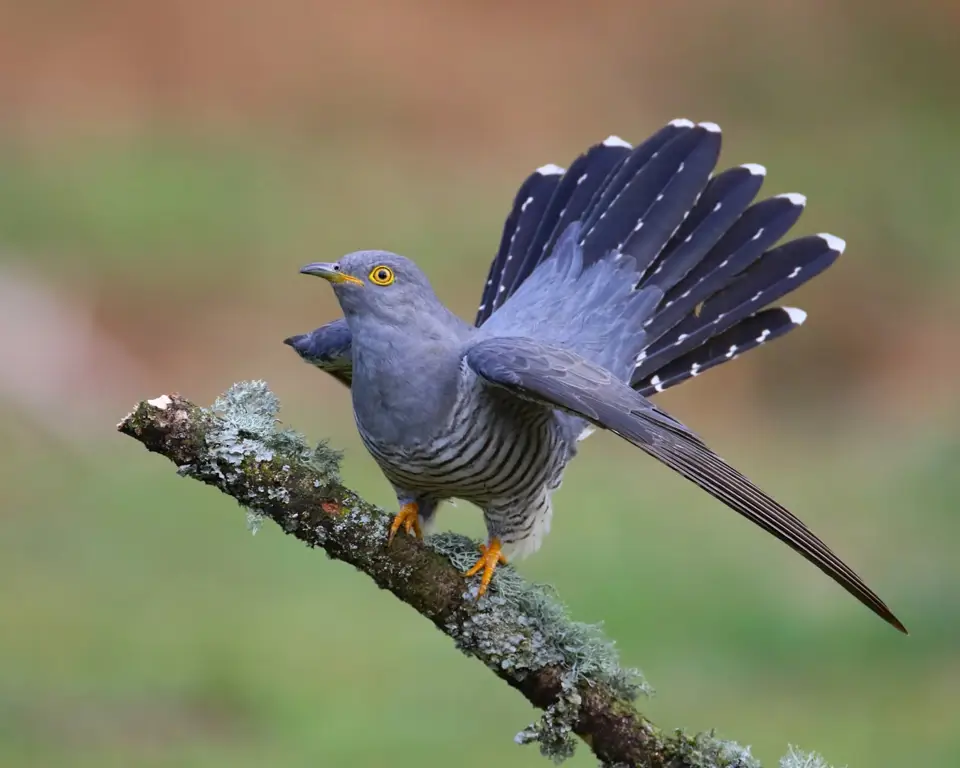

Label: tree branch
[117,381,835,768]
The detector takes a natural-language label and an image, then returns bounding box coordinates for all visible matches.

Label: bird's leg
[464,538,507,599]
[387,501,422,544]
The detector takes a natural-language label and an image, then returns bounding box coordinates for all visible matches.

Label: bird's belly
[359,395,568,507]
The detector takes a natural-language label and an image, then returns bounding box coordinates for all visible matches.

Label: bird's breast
[349,342,463,448]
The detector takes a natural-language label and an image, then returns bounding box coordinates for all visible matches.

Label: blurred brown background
[1,2,958,766]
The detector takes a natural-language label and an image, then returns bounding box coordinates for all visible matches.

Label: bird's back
[476,222,660,382]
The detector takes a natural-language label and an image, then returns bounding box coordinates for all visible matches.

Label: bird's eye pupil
[378,270,387,279]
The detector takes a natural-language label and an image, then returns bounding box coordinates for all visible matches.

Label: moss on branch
[117,381,838,768]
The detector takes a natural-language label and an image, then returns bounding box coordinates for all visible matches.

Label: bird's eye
[368,265,395,286]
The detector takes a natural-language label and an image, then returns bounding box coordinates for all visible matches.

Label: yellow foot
[387,501,422,544]
[464,538,507,599]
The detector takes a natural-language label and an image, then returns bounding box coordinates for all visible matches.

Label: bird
[287,118,906,633]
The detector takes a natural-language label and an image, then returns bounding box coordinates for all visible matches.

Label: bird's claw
[387,502,422,544]
[464,538,507,599]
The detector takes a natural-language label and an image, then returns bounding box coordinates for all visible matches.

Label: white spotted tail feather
[529,117,832,397]
[579,122,722,271]
[636,306,807,396]
[633,231,846,386]
[633,162,770,296]
[641,189,810,348]
[475,165,565,325]
[476,136,633,325]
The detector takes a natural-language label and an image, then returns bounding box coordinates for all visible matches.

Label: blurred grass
[3,104,960,289]
[0,137,301,282]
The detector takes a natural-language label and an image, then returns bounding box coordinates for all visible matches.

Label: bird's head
[299,250,442,324]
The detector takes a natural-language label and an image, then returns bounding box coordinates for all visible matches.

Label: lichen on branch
[117,381,839,768]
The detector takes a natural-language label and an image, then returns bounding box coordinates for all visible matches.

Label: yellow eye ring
[369,265,395,286]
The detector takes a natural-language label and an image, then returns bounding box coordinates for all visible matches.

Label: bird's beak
[299,262,364,286]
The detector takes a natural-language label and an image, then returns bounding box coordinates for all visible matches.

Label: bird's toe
[464,538,507,599]
[387,501,422,544]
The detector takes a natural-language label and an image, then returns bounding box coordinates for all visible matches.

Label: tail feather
[490,165,565,312]
[476,165,564,326]
[580,119,692,235]
[635,233,844,381]
[637,163,766,295]
[522,137,633,286]
[581,124,721,270]
[633,307,805,395]
[641,193,808,349]
[670,193,808,302]
[476,118,844,398]
[505,137,633,299]
[700,233,842,321]
[616,125,724,272]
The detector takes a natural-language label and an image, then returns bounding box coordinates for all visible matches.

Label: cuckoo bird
[286,119,905,633]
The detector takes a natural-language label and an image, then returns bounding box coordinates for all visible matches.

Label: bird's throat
[350,331,464,447]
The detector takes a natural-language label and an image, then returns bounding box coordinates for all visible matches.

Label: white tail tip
[537,163,565,176]
[603,135,632,148]
[668,118,696,128]
[776,192,807,207]
[741,163,767,176]
[817,233,846,254]
[784,306,807,325]
[698,121,722,133]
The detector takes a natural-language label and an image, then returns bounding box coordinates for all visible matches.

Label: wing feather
[283,319,353,387]
[466,336,906,633]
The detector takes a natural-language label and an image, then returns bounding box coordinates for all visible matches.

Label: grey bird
[291,119,906,632]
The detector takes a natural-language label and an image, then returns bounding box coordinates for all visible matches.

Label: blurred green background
[1,2,958,766]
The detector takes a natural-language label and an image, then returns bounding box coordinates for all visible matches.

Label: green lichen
[514,671,581,763]
[669,730,761,768]
[209,380,342,480]
[429,532,647,701]
[779,746,840,768]
[246,510,264,534]
[178,381,343,532]
[429,532,648,763]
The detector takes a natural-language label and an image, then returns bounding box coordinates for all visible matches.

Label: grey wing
[465,336,906,633]
[283,318,353,387]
